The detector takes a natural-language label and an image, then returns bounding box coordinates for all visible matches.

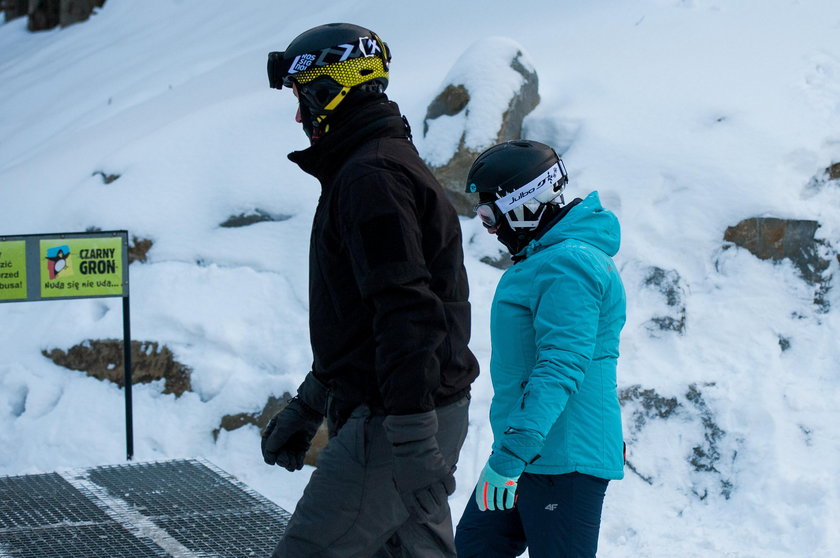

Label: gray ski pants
[271,396,470,558]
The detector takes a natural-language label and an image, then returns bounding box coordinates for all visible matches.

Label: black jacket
[288,97,478,420]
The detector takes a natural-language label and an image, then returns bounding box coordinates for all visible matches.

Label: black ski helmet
[466,140,568,232]
[267,23,391,141]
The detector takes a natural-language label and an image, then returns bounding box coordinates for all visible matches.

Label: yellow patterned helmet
[268,23,391,140]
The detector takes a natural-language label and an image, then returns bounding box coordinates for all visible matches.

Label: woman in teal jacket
[456,140,626,558]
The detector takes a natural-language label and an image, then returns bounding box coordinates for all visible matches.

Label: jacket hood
[517,191,620,259]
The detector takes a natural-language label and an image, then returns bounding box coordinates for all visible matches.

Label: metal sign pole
[122,294,134,461]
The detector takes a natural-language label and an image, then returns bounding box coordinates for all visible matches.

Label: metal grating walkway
[0,459,290,557]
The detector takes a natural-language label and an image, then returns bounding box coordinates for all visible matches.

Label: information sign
[0,240,27,302]
[0,231,134,460]
[39,236,125,299]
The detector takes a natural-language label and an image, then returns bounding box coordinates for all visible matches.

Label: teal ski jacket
[488,191,626,479]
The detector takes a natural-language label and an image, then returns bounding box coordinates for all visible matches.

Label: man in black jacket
[261,23,479,558]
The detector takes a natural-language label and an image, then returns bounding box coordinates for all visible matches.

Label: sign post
[0,230,134,460]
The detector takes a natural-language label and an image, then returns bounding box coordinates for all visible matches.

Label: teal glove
[475,428,545,511]
[475,453,523,511]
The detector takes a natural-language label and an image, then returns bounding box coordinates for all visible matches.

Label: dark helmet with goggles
[267,23,391,141]
[466,140,568,232]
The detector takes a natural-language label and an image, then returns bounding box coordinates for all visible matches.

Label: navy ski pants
[454,472,609,558]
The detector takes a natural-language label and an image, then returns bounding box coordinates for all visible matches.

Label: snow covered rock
[420,37,540,215]
[620,382,738,501]
[723,217,835,311]
[805,161,840,194]
[641,267,688,336]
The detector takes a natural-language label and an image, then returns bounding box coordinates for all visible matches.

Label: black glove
[383,411,455,524]
[261,373,328,472]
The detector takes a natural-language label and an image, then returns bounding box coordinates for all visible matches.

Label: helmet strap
[496,199,571,256]
[320,86,352,115]
[298,83,351,141]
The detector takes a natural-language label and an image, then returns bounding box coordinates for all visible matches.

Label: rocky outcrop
[128,236,153,263]
[43,339,192,396]
[27,0,105,31]
[92,170,120,184]
[724,217,835,311]
[4,0,27,22]
[830,162,840,181]
[421,37,540,215]
[219,209,292,228]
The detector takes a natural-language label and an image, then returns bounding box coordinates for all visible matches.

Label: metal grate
[0,523,168,558]
[0,459,290,558]
[0,472,167,557]
[0,473,111,528]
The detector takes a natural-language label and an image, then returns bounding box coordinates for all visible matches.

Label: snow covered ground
[1,1,839,556]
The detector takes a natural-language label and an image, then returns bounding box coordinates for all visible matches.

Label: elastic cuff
[382,410,438,444]
[501,427,545,464]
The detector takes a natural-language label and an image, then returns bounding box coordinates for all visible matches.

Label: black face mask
[494,220,535,256]
[297,82,387,143]
[297,99,317,142]
[296,80,344,142]
[495,202,575,258]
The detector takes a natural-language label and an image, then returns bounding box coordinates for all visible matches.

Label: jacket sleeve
[337,170,447,415]
[504,248,604,437]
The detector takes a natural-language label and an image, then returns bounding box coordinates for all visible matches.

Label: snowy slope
[1,1,840,556]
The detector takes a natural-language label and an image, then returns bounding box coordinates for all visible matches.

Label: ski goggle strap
[473,199,558,230]
[493,161,567,213]
[268,33,390,90]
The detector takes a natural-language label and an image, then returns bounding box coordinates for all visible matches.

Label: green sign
[40,236,124,298]
[0,240,27,301]
[0,231,128,304]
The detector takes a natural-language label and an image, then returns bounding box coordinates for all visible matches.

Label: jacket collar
[287,97,411,185]
[514,191,620,260]
[510,198,581,263]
